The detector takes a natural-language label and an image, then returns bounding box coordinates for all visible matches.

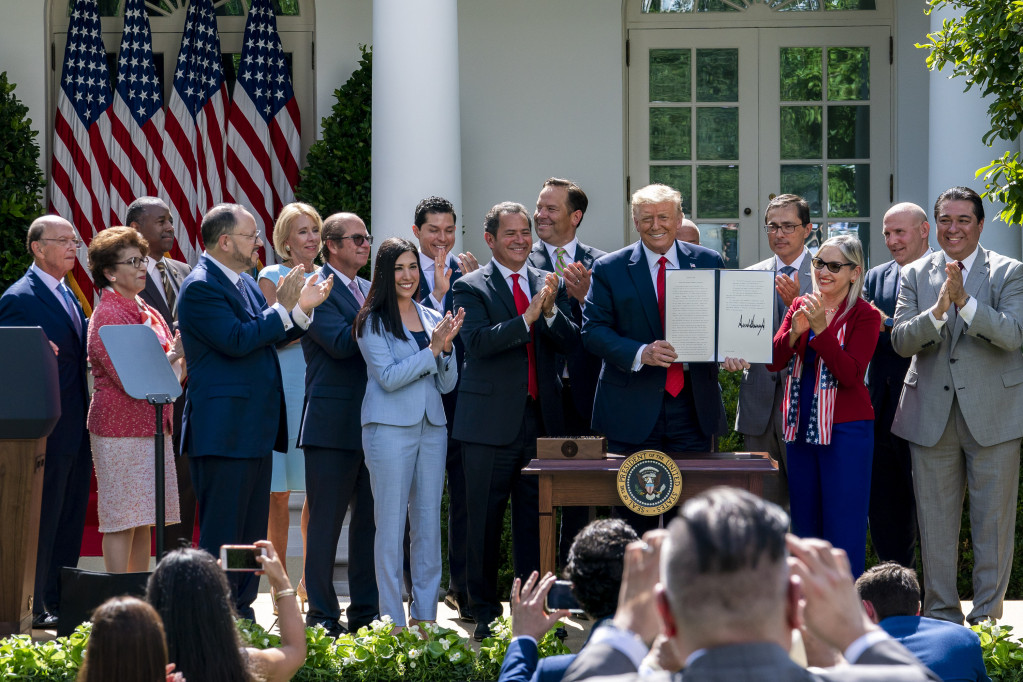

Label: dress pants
[608,382,709,536]
[189,454,272,621]
[364,419,447,625]
[302,446,378,630]
[35,432,91,615]
[462,398,541,627]
[787,420,873,577]
[910,398,1021,624]
[868,394,917,568]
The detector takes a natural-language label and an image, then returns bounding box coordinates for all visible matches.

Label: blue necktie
[58,284,83,337]
[236,279,255,315]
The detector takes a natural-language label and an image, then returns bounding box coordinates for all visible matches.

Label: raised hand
[430,314,453,356]
[776,271,800,307]
[510,571,569,640]
[457,251,480,274]
[298,273,333,315]
[432,251,453,302]
[443,307,466,350]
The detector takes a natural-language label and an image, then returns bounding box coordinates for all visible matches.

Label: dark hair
[77,596,168,682]
[320,212,360,262]
[87,226,150,289]
[414,196,457,228]
[125,196,167,227]
[543,177,589,227]
[565,519,638,619]
[855,562,921,621]
[934,186,984,223]
[146,548,252,682]
[200,203,243,247]
[764,193,810,226]
[484,202,531,237]
[353,237,419,340]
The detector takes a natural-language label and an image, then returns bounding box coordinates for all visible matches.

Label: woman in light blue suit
[354,237,465,630]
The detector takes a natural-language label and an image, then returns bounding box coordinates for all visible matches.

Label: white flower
[410,660,417,669]
[262,638,269,647]
[449,651,462,663]
[441,639,450,650]
[408,648,421,659]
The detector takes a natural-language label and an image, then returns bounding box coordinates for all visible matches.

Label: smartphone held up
[220,544,266,572]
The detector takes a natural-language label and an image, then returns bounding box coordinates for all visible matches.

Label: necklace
[825,306,839,315]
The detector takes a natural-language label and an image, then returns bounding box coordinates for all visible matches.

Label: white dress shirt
[491,259,556,331]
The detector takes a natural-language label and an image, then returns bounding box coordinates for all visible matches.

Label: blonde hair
[631,184,683,218]
[272,202,323,262]
[813,234,864,321]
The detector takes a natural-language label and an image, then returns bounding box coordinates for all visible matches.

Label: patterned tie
[155,260,177,322]
[657,257,685,397]
[554,247,569,276]
[349,279,366,306]
[236,279,255,315]
[58,283,83,337]
[511,274,539,400]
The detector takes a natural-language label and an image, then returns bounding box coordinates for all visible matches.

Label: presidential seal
[616,450,682,516]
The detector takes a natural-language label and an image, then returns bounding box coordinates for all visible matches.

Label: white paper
[665,270,716,362]
[716,269,775,363]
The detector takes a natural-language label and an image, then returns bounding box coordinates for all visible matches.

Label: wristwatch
[883,317,894,333]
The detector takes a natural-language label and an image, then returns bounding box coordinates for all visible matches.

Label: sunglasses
[811,257,855,274]
[331,234,374,247]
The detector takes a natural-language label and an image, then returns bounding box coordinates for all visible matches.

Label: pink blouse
[87,289,174,437]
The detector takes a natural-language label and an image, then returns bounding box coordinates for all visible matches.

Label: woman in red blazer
[86,227,185,573]
[768,234,880,576]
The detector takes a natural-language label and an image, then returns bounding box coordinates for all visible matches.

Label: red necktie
[657,257,686,397]
[511,274,539,400]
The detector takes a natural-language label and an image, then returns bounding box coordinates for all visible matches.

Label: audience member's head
[855,562,921,623]
[76,596,168,682]
[354,236,419,339]
[678,219,701,245]
[659,487,791,651]
[87,225,149,289]
[565,519,639,620]
[146,548,251,682]
[882,202,930,267]
[272,201,323,263]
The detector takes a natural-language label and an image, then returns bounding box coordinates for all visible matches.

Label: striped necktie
[554,247,569,276]
[155,261,177,322]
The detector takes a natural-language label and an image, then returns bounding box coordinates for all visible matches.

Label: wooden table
[522,452,778,576]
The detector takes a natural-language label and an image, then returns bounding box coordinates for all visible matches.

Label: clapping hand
[276,265,306,311]
[540,272,560,318]
[429,308,465,356]
[562,261,592,304]
[432,251,454,302]
[298,273,334,315]
[457,251,480,274]
[776,271,800,307]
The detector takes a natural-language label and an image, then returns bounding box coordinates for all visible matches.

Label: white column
[928,4,1021,259]
[371,0,463,265]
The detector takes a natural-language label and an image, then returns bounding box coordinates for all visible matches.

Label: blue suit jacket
[880,615,989,682]
[862,259,911,419]
[0,268,89,456]
[499,637,574,682]
[582,240,727,444]
[299,263,370,452]
[177,253,298,458]
[356,301,458,427]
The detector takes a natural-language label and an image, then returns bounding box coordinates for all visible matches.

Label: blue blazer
[862,258,912,418]
[880,615,989,682]
[0,268,89,456]
[299,263,370,452]
[582,240,727,444]
[357,301,458,427]
[177,253,299,458]
[499,637,574,682]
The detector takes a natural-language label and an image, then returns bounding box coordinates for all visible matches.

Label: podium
[0,327,61,636]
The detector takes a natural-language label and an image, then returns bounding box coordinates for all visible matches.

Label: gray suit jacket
[139,257,190,329]
[891,247,1023,447]
[580,640,938,682]
[735,251,813,436]
[560,642,638,682]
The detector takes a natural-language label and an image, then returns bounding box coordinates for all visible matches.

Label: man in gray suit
[735,194,814,505]
[565,487,939,682]
[892,186,1023,625]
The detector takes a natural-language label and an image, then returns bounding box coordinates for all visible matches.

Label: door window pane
[827,164,869,217]
[779,47,822,101]
[781,165,823,215]
[700,223,740,268]
[827,47,869,100]
[827,105,869,159]
[697,107,739,160]
[696,49,738,102]
[650,165,693,200]
[650,50,691,103]
[827,221,870,252]
[825,0,875,9]
[650,108,692,160]
[696,165,739,218]
[780,106,822,159]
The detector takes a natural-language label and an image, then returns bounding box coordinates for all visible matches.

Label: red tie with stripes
[657,256,686,397]
[511,274,539,400]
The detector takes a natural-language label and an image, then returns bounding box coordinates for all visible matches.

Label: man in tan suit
[892,186,1023,625]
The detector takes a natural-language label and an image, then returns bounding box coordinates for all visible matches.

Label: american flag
[225,0,301,265]
[49,0,114,311]
[161,0,228,262]
[109,0,170,248]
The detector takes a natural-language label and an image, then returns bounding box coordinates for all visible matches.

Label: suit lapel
[484,261,519,319]
[797,250,814,296]
[203,255,255,319]
[881,261,900,315]
[627,243,663,337]
[950,249,989,351]
[28,270,82,338]
[530,243,554,272]
[142,276,173,322]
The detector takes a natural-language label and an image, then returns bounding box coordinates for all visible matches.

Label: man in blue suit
[299,212,379,635]
[582,184,726,531]
[857,562,989,681]
[177,203,332,619]
[0,215,90,629]
[862,203,930,568]
[410,196,476,621]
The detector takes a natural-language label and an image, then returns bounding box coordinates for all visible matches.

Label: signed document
[665,269,775,363]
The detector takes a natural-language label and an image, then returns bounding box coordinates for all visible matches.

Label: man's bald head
[27,215,79,279]
[678,219,701,246]
[882,202,930,267]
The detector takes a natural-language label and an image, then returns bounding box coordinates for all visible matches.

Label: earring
[110,277,116,282]
[286,245,291,253]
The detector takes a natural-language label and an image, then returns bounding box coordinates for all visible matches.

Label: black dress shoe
[306,618,346,638]
[444,593,475,623]
[473,621,493,642]
[32,611,59,629]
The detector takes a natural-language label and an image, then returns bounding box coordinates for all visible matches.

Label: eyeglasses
[231,231,261,242]
[114,256,150,269]
[811,257,855,273]
[330,234,373,247]
[39,237,83,248]
[763,223,806,235]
